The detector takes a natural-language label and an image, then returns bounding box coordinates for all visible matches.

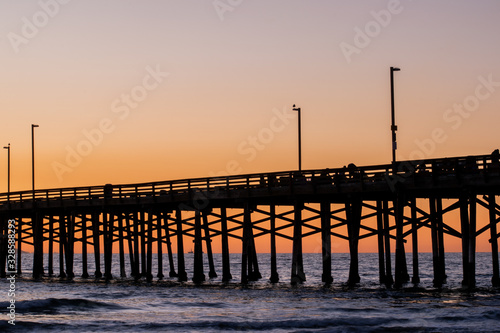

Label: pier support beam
[394,194,409,288]
[133,212,140,279]
[437,199,446,285]
[269,204,279,283]
[320,201,333,284]
[241,207,250,284]
[126,214,136,277]
[65,213,75,280]
[410,198,420,284]
[249,228,261,281]
[220,207,232,282]
[59,215,66,279]
[146,211,153,282]
[291,202,306,284]
[430,197,445,287]
[157,212,164,280]
[176,209,187,282]
[48,216,54,277]
[460,195,470,287]
[92,212,102,279]
[202,212,217,279]
[163,212,177,278]
[124,214,136,277]
[241,205,261,283]
[81,215,89,278]
[103,212,113,281]
[118,214,126,278]
[489,195,500,286]
[32,212,44,279]
[140,211,147,277]
[468,195,477,288]
[192,211,205,283]
[383,200,393,286]
[376,201,386,284]
[346,198,362,286]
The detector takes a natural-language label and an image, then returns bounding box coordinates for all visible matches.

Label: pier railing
[0,153,496,207]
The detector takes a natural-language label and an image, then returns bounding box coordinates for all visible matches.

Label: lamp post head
[3,143,9,149]
[391,67,401,72]
[32,124,39,128]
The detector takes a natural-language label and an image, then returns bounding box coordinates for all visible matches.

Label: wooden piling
[376,201,386,284]
[60,214,68,279]
[192,211,205,283]
[202,212,217,278]
[59,216,65,279]
[346,199,361,286]
[176,209,187,282]
[468,195,477,288]
[291,201,306,284]
[157,211,164,280]
[103,212,113,281]
[146,211,153,282]
[249,223,261,281]
[240,205,261,282]
[269,204,279,283]
[81,215,89,278]
[133,212,141,278]
[31,212,43,279]
[92,212,102,279]
[48,215,54,277]
[220,207,232,282]
[162,211,177,278]
[430,197,444,287]
[410,198,420,284]
[140,211,147,277]
[241,206,250,284]
[65,213,75,280]
[488,195,500,286]
[394,193,409,287]
[321,201,333,284]
[124,213,136,277]
[118,214,126,278]
[436,198,446,284]
[460,195,470,287]
[383,200,393,286]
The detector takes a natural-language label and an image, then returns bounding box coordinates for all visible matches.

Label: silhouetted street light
[292,105,302,171]
[3,143,10,196]
[390,67,400,165]
[32,124,39,200]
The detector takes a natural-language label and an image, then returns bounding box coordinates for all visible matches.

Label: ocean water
[1,252,500,332]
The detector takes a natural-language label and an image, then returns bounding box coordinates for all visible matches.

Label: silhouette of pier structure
[1,152,500,289]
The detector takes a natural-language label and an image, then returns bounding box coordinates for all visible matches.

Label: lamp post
[390,67,400,165]
[292,105,301,171]
[31,124,39,200]
[3,143,10,197]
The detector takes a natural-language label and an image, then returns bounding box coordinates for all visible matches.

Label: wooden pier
[1,152,500,288]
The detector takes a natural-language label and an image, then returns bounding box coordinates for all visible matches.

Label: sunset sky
[1,1,499,254]
[1,0,499,191]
